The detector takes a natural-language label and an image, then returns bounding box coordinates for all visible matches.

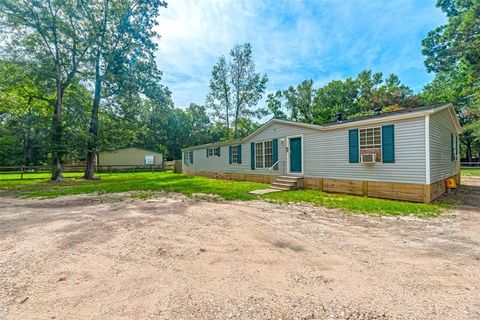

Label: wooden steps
[270,176,304,191]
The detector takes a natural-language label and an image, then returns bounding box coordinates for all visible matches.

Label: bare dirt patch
[1,181,479,320]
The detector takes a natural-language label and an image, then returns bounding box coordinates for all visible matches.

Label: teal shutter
[237,144,242,164]
[229,146,232,164]
[190,151,193,164]
[382,125,395,163]
[237,145,242,164]
[217,147,221,157]
[250,142,255,170]
[348,129,359,163]
[206,148,209,158]
[272,139,278,170]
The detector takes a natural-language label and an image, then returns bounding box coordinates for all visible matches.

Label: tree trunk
[51,77,64,182]
[22,130,27,166]
[233,108,239,140]
[84,0,108,180]
[84,73,101,180]
[226,109,230,141]
[466,141,472,162]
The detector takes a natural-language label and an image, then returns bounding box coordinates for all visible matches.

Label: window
[144,155,155,165]
[360,127,381,149]
[214,147,220,156]
[207,148,213,157]
[264,141,273,168]
[255,141,273,168]
[184,151,193,164]
[359,127,382,162]
[255,142,264,168]
[232,145,239,164]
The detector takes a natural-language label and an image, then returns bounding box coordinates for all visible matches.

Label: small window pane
[264,141,273,168]
[145,155,154,165]
[255,142,264,168]
[359,127,381,160]
[232,146,239,164]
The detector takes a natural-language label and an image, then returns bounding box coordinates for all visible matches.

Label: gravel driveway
[0,178,479,320]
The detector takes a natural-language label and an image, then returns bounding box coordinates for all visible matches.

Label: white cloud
[155,0,446,107]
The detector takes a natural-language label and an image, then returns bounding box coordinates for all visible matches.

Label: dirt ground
[1,178,479,320]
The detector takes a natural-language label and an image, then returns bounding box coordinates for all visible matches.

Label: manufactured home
[182,103,461,203]
[98,147,163,168]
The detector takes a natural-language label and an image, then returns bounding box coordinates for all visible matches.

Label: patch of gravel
[0,179,479,319]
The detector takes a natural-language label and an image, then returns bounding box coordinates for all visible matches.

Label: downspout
[425,115,431,185]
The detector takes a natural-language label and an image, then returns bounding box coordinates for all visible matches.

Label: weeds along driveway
[0,182,479,319]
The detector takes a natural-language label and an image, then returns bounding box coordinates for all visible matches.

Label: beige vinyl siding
[429,108,460,183]
[185,116,427,184]
[99,147,163,166]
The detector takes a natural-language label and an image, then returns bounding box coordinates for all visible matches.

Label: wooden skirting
[323,179,364,196]
[184,169,459,203]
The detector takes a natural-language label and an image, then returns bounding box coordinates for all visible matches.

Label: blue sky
[156,0,446,108]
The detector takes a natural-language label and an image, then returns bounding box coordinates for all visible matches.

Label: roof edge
[182,103,461,151]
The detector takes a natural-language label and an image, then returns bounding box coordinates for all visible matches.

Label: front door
[289,137,302,173]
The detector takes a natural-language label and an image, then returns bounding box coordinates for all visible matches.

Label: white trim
[425,115,431,184]
[286,134,304,175]
[446,104,463,134]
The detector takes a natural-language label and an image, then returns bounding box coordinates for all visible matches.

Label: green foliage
[267,70,417,125]
[266,91,287,120]
[207,43,268,140]
[0,60,91,165]
[422,0,480,160]
[422,0,480,77]
[283,80,316,123]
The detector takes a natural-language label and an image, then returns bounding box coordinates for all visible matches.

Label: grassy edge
[0,172,445,218]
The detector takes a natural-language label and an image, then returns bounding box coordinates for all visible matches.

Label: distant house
[182,103,462,203]
[98,147,163,168]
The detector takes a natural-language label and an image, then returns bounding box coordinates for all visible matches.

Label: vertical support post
[21,165,24,180]
[425,115,431,185]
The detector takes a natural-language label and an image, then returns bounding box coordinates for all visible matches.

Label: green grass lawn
[0,171,266,200]
[462,168,480,176]
[0,171,443,217]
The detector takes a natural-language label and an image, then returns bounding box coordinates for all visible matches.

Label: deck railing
[268,160,286,177]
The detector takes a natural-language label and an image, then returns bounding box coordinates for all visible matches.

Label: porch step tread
[271,182,295,188]
[278,176,304,180]
[274,179,297,185]
[270,185,292,191]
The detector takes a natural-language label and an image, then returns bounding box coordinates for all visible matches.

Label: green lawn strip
[260,189,442,218]
[0,172,266,200]
[462,168,480,176]
[0,171,443,217]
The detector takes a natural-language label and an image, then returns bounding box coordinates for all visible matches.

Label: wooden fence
[461,162,480,167]
[0,164,166,180]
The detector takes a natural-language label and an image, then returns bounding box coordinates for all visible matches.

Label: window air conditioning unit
[361,153,376,164]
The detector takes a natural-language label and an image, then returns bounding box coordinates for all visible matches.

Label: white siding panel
[185,117,427,184]
[429,108,460,182]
